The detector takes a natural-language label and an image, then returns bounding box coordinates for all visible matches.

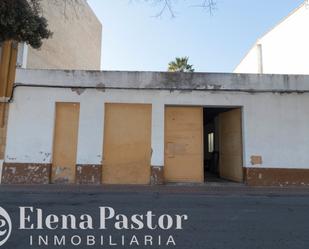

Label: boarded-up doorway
[164,106,204,183]
[102,103,152,184]
[204,107,243,183]
[52,103,80,184]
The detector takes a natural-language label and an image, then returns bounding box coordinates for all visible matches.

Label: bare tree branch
[132,0,217,18]
[50,0,83,19]
[130,0,216,18]
[191,0,217,15]
[154,0,175,18]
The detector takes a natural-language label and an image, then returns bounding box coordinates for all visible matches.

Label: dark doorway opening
[203,107,243,183]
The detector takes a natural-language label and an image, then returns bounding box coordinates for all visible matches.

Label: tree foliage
[0,0,52,49]
[168,57,195,72]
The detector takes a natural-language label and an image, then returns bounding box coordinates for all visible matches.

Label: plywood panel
[103,104,152,184]
[52,103,80,184]
[0,41,12,97]
[6,41,18,97]
[164,107,204,183]
[0,41,17,98]
[219,108,243,182]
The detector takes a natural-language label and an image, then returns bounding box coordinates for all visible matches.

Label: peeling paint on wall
[71,88,86,95]
[151,166,164,185]
[76,164,101,185]
[251,155,263,165]
[1,163,51,184]
[96,83,106,92]
[245,168,309,186]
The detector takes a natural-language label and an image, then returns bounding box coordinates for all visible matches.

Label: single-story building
[1,69,309,186]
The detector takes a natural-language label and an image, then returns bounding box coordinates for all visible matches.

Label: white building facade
[234,1,309,75]
[1,69,309,186]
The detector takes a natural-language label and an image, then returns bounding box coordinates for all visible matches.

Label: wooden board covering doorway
[102,103,152,185]
[52,103,80,184]
[164,106,204,183]
[218,108,243,182]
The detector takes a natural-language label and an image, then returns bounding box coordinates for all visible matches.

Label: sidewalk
[0,183,309,196]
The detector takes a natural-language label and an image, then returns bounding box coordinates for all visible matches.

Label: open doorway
[203,107,243,183]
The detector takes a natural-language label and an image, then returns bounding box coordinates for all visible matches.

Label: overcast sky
[88,0,304,72]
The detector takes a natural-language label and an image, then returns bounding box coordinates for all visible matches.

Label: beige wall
[26,0,102,70]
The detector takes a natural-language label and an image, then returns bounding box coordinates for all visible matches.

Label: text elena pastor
[18,207,187,247]
[19,207,188,230]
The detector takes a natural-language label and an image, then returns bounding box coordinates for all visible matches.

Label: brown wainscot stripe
[151,166,164,185]
[245,167,309,186]
[76,165,101,185]
[2,163,51,184]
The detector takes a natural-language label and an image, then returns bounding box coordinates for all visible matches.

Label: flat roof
[15,69,309,93]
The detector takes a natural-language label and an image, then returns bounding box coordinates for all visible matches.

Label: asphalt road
[1,185,309,249]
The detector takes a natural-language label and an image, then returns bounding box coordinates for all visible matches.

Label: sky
[88,0,304,72]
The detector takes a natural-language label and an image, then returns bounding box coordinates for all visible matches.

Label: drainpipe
[257,44,263,74]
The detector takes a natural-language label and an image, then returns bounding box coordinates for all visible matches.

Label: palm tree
[168,57,195,72]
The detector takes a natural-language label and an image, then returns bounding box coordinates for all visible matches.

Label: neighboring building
[17,0,102,70]
[1,69,309,186]
[234,1,309,74]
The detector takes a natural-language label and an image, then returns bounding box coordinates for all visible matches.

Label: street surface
[0,184,309,249]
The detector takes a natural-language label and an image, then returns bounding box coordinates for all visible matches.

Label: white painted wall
[235,2,309,74]
[234,45,260,74]
[5,86,309,169]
